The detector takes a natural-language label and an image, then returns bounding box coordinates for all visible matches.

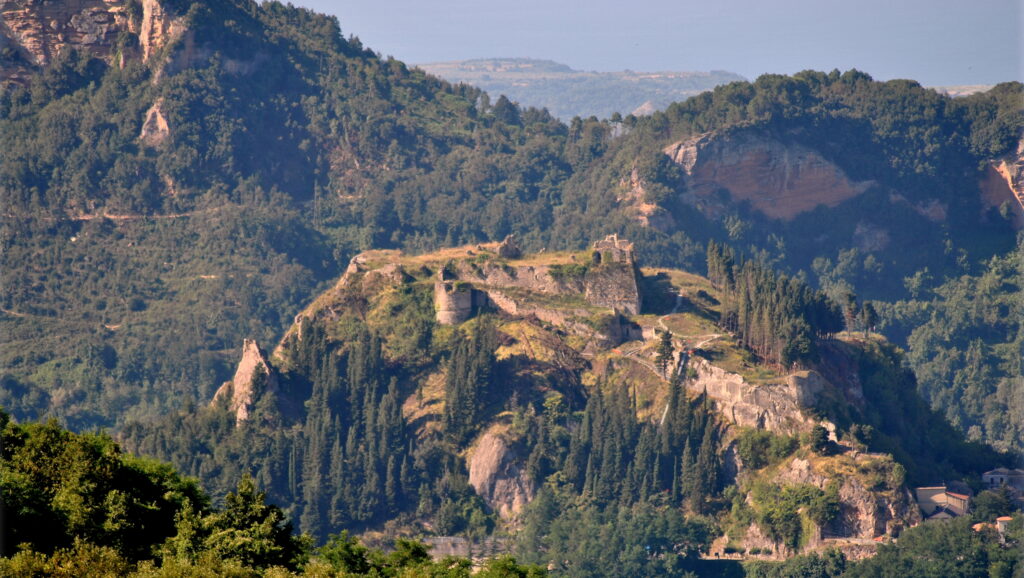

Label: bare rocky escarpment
[212,339,278,425]
[664,129,873,221]
[0,0,186,82]
[468,430,536,519]
[981,136,1024,228]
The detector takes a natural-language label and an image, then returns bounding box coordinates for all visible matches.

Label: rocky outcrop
[784,455,918,540]
[212,339,278,425]
[664,129,873,220]
[140,98,169,145]
[138,0,185,62]
[980,137,1024,228]
[0,0,190,82]
[732,454,919,560]
[468,431,535,519]
[1,0,135,81]
[496,234,522,259]
[618,167,677,232]
[688,358,830,435]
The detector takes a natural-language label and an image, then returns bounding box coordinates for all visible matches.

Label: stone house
[982,468,1024,492]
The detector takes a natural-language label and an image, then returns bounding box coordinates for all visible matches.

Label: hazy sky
[293,0,1021,86]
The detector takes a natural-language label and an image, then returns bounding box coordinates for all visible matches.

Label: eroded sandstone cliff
[664,129,874,220]
[0,0,188,82]
[981,136,1024,228]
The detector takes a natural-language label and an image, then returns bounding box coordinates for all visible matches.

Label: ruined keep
[591,233,635,265]
[585,234,641,314]
[434,268,487,325]
[433,235,642,324]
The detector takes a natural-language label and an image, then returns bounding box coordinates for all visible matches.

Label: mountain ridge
[117,238,1008,562]
[417,57,745,119]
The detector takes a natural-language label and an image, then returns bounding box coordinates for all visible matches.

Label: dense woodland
[1,0,1021,449]
[2,0,1024,573]
[0,410,549,576]
[879,238,1024,452]
[3,414,1020,576]
[706,241,845,367]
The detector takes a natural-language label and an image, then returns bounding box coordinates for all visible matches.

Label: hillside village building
[915,486,971,519]
[982,468,1024,492]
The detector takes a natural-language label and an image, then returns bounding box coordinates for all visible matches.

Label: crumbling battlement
[591,233,635,265]
[432,235,641,324]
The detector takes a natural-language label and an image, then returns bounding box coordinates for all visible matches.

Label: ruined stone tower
[585,235,641,314]
[434,268,476,325]
[591,233,635,265]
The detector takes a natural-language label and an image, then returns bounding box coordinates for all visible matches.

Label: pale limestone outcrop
[0,0,189,82]
[688,357,826,435]
[617,168,678,232]
[981,136,1024,228]
[468,431,535,519]
[496,234,521,259]
[729,454,919,560]
[139,0,184,62]
[212,339,278,425]
[664,129,873,220]
[140,98,169,145]
[775,455,917,544]
[1,0,134,81]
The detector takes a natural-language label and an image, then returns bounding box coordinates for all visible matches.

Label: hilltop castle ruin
[433,234,642,326]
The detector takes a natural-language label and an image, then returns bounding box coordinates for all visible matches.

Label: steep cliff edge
[658,127,1024,231]
[0,0,186,82]
[724,451,920,561]
[981,136,1024,228]
[259,243,937,545]
[664,129,874,220]
[468,429,536,520]
[689,358,831,435]
[1,0,135,77]
[212,338,278,425]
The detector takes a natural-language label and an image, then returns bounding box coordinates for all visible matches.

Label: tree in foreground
[0,410,546,576]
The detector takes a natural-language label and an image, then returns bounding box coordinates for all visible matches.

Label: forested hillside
[2,1,1023,571]
[5,412,1019,575]
[0,410,548,575]
[2,0,1021,441]
[880,238,1023,452]
[109,240,1012,574]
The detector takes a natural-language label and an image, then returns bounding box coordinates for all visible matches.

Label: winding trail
[618,291,722,381]
[4,207,223,222]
